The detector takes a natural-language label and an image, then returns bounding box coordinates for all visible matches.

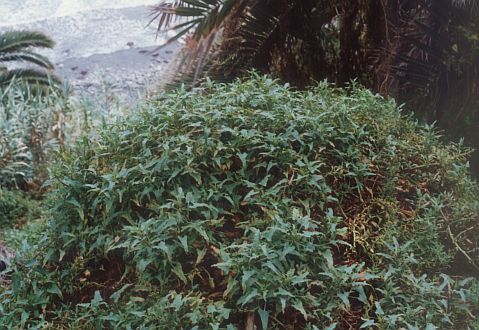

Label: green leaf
[138,258,153,272]
[337,292,350,308]
[258,309,269,329]
[47,284,63,299]
[172,262,188,283]
[374,301,384,315]
[324,323,337,330]
[171,294,184,311]
[238,289,258,306]
[110,284,133,303]
[323,249,334,268]
[360,319,375,328]
[179,236,189,252]
[91,290,103,307]
[292,300,307,320]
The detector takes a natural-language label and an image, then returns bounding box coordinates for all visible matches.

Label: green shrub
[0,188,40,229]
[1,75,478,329]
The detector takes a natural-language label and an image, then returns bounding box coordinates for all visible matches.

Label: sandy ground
[1,4,181,104]
[57,43,180,104]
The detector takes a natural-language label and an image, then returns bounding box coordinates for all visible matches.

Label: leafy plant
[0,188,40,229]
[0,81,71,188]
[1,75,477,328]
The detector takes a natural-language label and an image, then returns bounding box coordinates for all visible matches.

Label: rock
[152,53,159,57]
[127,41,134,48]
[0,242,14,284]
[139,50,148,54]
[71,66,78,71]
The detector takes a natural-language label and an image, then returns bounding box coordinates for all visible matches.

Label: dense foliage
[0,30,64,192]
[1,76,478,329]
[153,0,479,176]
[0,84,70,188]
[0,189,39,229]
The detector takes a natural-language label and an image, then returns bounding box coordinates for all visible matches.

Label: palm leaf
[0,51,54,69]
[0,30,59,91]
[0,69,59,88]
[0,31,54,54]
[150,0,245,84]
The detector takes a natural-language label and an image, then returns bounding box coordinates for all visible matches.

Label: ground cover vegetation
[0,84,70,188]
[0,76,478,328]
[0,78,73,233]
[0,39,121,287]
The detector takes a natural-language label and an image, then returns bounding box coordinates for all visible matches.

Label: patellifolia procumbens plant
[1,75,478,329]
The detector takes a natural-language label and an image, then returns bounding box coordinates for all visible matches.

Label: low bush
[1,75,478,329]
[0,188,40,229]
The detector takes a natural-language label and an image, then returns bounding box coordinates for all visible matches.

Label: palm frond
[0,69,59,88]
[0,51,54,70]
[149,0,230,43]
[0,31,54,54]
[150,0,246,84]
[0,31,58,91]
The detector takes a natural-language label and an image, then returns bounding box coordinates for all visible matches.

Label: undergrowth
[0,81,123,189]
[0,189,41,229]
[0,75,478,329]
[0,83,71,188]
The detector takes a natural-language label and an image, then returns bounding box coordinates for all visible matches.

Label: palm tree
[0,30,58,89]
[150,0,362,86]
